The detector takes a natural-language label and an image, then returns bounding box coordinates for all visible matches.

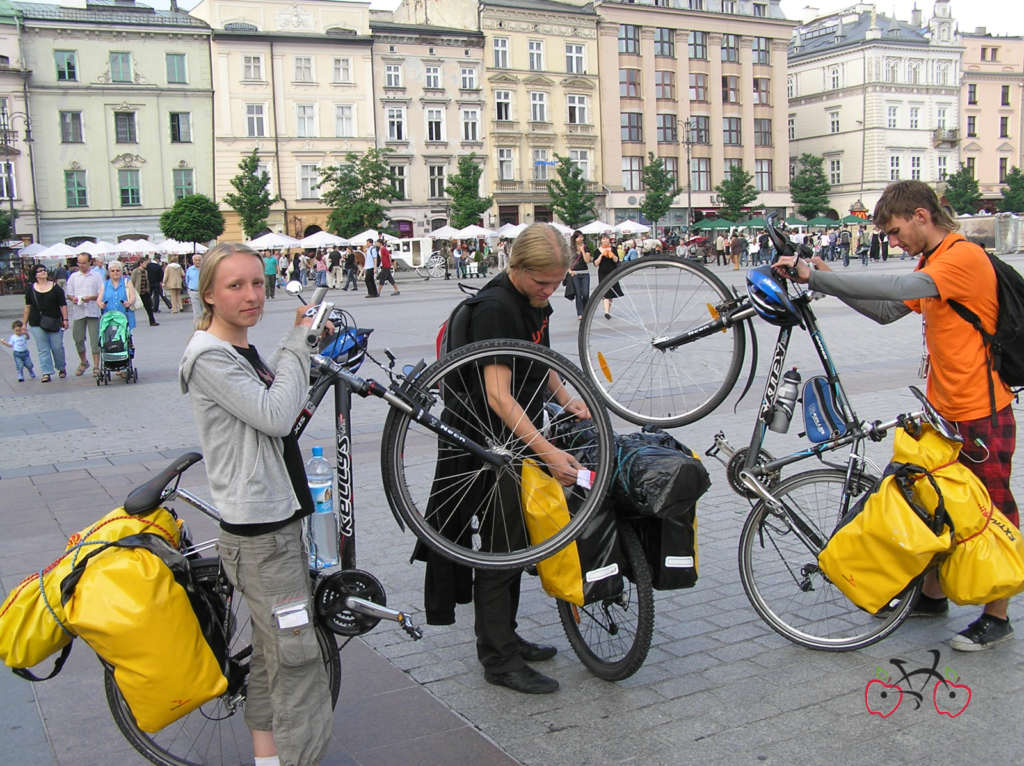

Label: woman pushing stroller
[96,261,139,382]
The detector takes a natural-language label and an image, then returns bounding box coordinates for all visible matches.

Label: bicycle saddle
[124,452,203,515]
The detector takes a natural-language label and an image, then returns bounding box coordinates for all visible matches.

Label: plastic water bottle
[769,368,802,433]
[305,447,339,569]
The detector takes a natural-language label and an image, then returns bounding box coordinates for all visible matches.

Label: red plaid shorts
[955,405,1019,527]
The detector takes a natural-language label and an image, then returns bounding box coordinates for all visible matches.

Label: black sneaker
[910,594,949,618]
[951,614,1014,652]
[484,665,559,694]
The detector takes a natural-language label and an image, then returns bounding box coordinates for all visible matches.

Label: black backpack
[947,252,1024,414]
[840,229,851,245]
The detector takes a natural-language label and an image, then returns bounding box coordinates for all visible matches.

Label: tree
[160,194,225,248]
[223,148,278,239]
[943,165,981,214]
[998,166,1024,213]
[547,154,596,228]
[0,210,13,243]
[319,148,400,237]
[714,165,758,222]
[640,153,677,237]
[445,153,493,228]
[789,154,831,220]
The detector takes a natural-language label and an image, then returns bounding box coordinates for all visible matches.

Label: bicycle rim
[106,560,341,766]
[739,469,918,651]
[381,339,615,569]
[578,257,744,427]
[557,524,654,681]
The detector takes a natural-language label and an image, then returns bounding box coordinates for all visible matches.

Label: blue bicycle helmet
[746,266,801,327]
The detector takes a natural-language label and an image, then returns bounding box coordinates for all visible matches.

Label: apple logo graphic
[864,679,903,717]
[933,681,971,717]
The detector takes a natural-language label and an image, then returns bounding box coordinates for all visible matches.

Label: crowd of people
[259,238,403,299]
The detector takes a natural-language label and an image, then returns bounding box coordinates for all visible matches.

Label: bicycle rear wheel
[557,523,654,681]
[578,256,745,428]
[739,469,919,651]
[381,339,615,569]
[105,559,341,766]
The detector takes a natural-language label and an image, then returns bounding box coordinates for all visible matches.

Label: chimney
[975,26,987,35]
[911,5,922,27]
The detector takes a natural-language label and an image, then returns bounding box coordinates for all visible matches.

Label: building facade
[190,0,376,241]
[0,0,37,245]
[368,18,485,238]
[788,2,962,218]
[596,0,794,230]
[959,30,1024,209]
[479,0,602,227]
[15,0,213,244]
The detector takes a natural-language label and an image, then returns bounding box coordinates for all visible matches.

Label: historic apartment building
[596,0,794,228]
[368,16,485,238]
[0,1,37,246]
[788,1,962,218]
[190,0,376,241]
[13,0,213,244]
[959,30,1024,210]
[476,0,602,227]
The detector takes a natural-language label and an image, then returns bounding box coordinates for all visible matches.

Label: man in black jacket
[146,256,168,313]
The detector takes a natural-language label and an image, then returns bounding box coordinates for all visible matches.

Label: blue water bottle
[305,447,339,569]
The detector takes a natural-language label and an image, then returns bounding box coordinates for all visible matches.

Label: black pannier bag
[571,496,627,605]
[632,512,698,590]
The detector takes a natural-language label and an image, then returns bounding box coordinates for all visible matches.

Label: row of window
[887,154,946,182]
[620,156,774,193]
[966,84,1012,106]
[798,105,955,139]
[55,50,189,85]
[57,110,192,144]
[788,59,955,98]
[965,115,1014,139]
[620,114,774,146]
[492,39,587,74]
[621,70,771,104]
[616,27,771,64]
[494,149,591,183]
[55,168,194,208]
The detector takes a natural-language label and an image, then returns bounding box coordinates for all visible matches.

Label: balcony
[933,127,959,146]
[491,120,521,135]
[566,123,593,134]
[531,179,550,191]
[495,179,523,192]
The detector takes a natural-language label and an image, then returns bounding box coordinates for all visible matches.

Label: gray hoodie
[179,326,312,525]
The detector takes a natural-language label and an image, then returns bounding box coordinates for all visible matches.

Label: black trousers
[364,268,379,297]
[473,568,523,673]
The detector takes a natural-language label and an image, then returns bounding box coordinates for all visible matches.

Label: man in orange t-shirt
[777,180,1018,653]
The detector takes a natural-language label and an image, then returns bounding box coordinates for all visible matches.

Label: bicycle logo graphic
[864,649,971,718]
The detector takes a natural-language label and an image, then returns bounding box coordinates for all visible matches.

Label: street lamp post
[0,110,32,244]
[681,117,694,234]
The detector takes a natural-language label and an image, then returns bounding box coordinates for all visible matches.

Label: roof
[369,20,484,39]
[13,1,209,29]
[790,10,931,58]
[480,0,597,18]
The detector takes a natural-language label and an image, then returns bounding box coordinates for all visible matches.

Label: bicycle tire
[557,523,654,681]
[381,339,615,569]
[578,256,745,428]
[738,469,920,651]
[105,559,341,766]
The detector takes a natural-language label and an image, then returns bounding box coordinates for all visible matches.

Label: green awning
[785,216,807,226]
[805,216,839,226]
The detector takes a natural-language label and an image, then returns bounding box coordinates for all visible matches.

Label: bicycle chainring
[314,569,387,636]
[726,448,781,499]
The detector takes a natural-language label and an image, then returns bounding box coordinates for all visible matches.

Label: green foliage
[943,165,981,214]
[789,154,832,220]
[547,154,596,228]
[714,165,759,222]
[319,148,400,237]
[640,153,677,235]
[998,166,1024,213]
[445,154,493,228]
[160,194,225,245]
[0,209,13,243]
[222,149,278,239]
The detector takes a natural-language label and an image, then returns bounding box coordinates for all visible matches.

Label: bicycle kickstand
[344,596,424,640]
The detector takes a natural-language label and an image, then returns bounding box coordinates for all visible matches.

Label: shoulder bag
[29,287,62,333]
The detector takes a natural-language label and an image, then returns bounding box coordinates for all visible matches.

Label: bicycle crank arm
[344,596,423,640]
[705,431,737,468]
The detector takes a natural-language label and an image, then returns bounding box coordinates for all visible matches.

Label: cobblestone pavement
[1,257,1022,765]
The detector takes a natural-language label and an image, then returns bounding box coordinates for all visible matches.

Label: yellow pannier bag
[817,455,953,614]
[892,423,1024,604]
[521,458,586,606]
[60,533,227,733]
[0,507,180,677]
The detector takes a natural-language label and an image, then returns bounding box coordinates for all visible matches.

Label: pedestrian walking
[595,235,623,318]
[568,230,593,319]
[377,239,399,295]
[131,255,159,326]
[66,253,104,376]
[363,239,380,298]
[23,264,68,382]
[342,247,358,291]
[163,255,184,313]
[146,256,169,312]
[186,253,203,327]
[2,320,36,381]
[327,247,343,288]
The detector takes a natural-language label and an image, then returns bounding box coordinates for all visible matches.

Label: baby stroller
[97,311,137,385]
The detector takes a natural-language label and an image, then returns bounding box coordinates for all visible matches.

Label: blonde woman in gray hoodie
[179,242,331,766]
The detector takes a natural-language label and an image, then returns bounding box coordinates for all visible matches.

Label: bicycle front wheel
[381,339,615,569]
[739,469,919,651]
[578,257,745,428]
[106,560,341,766]
[557,523,654,681]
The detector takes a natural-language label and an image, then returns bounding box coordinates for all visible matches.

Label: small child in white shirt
[1,320,35,382]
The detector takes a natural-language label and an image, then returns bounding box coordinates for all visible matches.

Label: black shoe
[150,321,160,326]
[484,665,559,694]
[910,594,949,618]
[517,638,557,662]
[951,614,1014,652]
